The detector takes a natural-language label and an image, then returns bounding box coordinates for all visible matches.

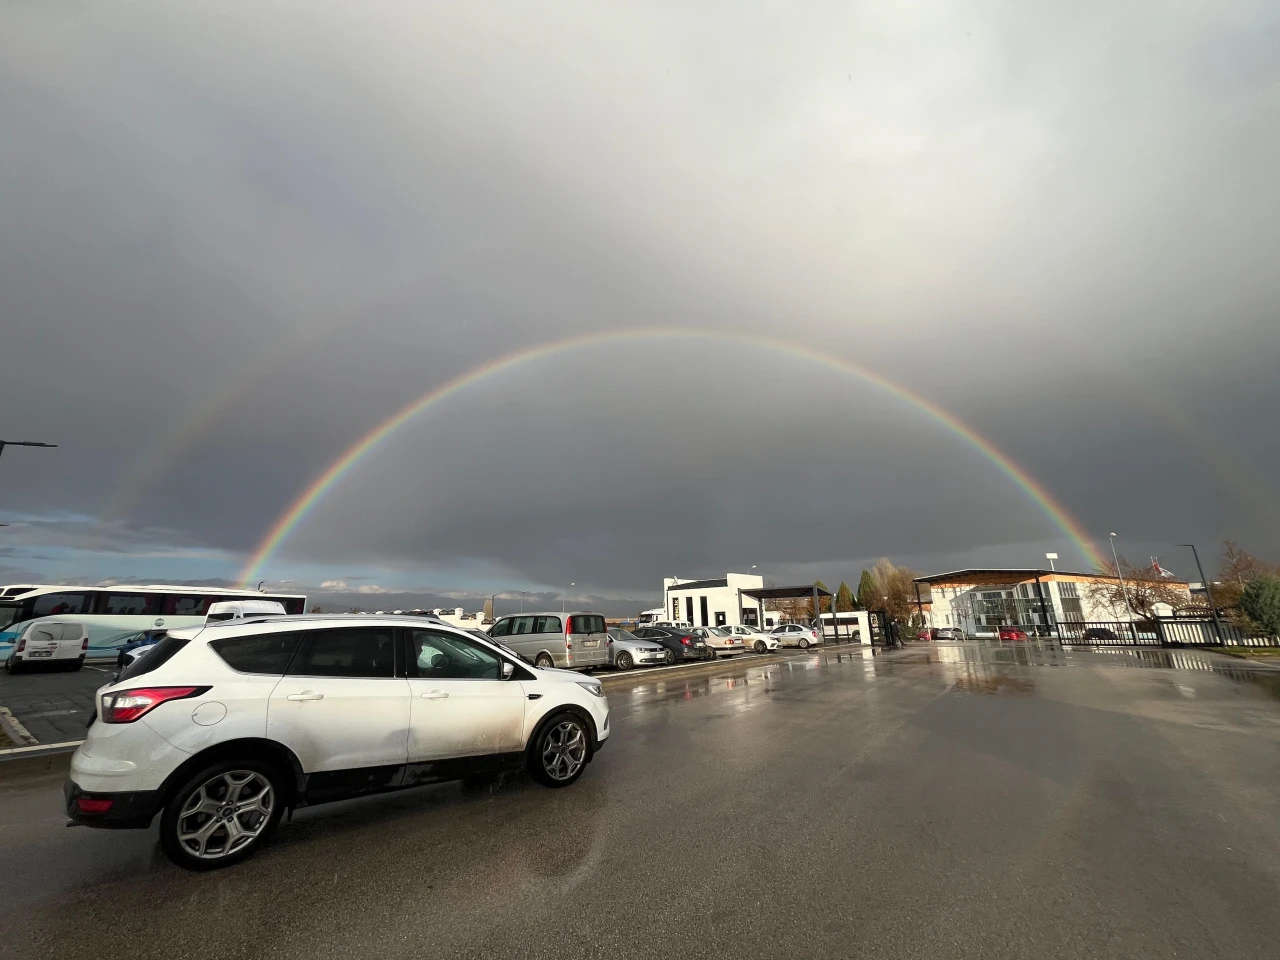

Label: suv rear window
[116,635,191,683]
[211,633,303,675]
[568,615,605,635]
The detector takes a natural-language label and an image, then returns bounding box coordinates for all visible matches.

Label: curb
[597,643,870,687]
[0,741,80,780]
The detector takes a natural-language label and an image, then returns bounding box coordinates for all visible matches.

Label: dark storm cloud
[1,1,1277,593]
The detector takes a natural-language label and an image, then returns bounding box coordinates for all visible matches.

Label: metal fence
[1055,618,1280,648]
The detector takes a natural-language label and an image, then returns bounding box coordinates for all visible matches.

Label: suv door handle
[287,692,324,701]
[420,691,449,700]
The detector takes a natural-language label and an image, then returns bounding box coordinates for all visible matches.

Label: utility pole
[1178,543,1223,642]
[1109,533,1137,640]
[0,440,57,463]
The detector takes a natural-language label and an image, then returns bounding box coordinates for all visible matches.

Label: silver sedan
[607,629,668,670]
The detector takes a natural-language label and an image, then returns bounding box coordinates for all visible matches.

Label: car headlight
[576,681,605,698]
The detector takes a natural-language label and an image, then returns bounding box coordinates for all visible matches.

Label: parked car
[633,627,711,663]
[690,626,744,657]
[65,615,610,870]
[1080,627,1119,643]
[117,630,164,669]
[606,628,667,670]
[771,623,821,648]
[722,624,778,653]
[486,611,611,670]
[205,599,287,623]
[917,627,939,641]
[5,620,89,673]
[934,627,965,641]
[650,620,695,632]
[998,626,1030,641]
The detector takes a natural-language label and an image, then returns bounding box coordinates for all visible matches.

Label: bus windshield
[0,605,20,631]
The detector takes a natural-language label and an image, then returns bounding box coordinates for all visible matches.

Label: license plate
[582,639,598,648]
[694,642,706,648]
[29,651,53,658]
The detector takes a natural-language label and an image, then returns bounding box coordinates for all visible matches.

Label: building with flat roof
[913,568,1192,637]
[663,573,765,628]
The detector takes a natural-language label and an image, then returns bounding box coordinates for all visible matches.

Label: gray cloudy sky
[2,1,1278,614]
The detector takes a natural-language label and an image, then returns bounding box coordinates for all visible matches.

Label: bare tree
[870,558,923,624]
[1215,541,1280,628]
[1087,558,1189,619]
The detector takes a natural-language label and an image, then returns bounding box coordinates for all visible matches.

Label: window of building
[1061,599,1085,621]
[1059,582,1080,599]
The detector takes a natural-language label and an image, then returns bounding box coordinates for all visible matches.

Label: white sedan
[690,627,746,657]
[771,623,822,648]
[722,624,779,653]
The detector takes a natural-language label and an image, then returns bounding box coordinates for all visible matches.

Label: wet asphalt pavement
[2,643,1280,960]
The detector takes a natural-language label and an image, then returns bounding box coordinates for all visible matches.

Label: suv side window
[211,632,305,675]
[533,615,562,634]
[291,627,396,679]
[489,619,511,637]
[406,629,503,680]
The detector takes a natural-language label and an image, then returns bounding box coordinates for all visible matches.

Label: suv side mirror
[501,660,515,680]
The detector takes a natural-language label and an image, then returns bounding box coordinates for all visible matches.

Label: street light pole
[562,582,574,614]
[1109,533,1137,640]
[0,440,57,462]
[1178,543,1223,642]
[1045,552,1058,572]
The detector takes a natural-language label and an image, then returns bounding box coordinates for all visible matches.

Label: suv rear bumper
[64,780,161,830]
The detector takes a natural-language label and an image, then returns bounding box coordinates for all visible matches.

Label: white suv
[65,615,610,870]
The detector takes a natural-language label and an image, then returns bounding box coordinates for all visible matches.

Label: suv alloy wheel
[160,758,286,871]
[528,713,590,788]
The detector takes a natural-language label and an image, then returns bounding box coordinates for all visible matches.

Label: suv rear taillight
[101,686,209,723]
[14,636,26,654]
[81,637,89,651]
[680,637,691,645]
[564,616,573,635]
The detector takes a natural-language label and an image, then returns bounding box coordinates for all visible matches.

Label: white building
[913,568,1192,636]
[663,573,766,628]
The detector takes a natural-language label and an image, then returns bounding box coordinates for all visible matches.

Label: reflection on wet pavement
[6,638,1280,960]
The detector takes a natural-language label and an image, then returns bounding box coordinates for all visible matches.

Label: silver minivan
[487,611,610,670]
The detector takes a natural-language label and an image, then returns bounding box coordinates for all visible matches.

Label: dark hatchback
[633,627,713,662]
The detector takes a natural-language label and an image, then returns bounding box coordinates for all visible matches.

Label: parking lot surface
[2,643,1279,960]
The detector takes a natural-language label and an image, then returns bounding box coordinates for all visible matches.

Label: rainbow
[238,328,1106,585]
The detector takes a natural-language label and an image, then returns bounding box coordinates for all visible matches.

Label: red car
[998,626,1030,641]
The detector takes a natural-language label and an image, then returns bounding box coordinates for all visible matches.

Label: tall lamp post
[0,440,57,463]
[1178,543,1223,642]
[562,582,575,614]
[1109,533,1137,640]
[1045,552,1058,572]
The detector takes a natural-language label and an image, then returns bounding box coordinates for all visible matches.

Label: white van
[487,611,610,670]
[204,599,288,623]
[4,620,89,672]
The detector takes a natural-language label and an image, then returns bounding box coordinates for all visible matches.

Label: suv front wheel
[160,758,286,870]
[527,713,590,788]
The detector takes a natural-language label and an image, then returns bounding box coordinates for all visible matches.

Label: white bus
[0,584,307,662]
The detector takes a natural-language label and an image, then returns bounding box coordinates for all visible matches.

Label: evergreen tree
[835,581,855,612]
[814,580,832,614]
[856,569,877,610]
